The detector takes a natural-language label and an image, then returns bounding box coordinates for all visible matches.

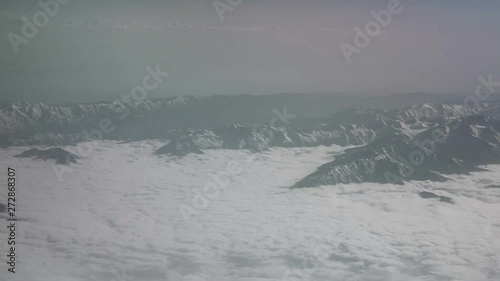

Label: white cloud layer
[0,141,498,280]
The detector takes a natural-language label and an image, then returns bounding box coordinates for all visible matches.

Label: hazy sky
[1,0,500,103]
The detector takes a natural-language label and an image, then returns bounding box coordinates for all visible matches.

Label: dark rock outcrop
[294,115,500,187]
[155,124,375,156]
[419,191,454,204]
[15,147,79,164]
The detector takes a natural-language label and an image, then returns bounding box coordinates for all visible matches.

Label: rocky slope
[0,93,464,147]
[155,124,374,156]
[155,102,486,156]
[294,115,500,187]
[4,95,500,184]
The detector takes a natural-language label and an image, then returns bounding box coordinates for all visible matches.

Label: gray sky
[1,0,500,104]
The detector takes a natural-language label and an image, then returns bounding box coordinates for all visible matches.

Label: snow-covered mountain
[1,97,500,281]
[155,123,374,156]
[0,93,464,147]
[155,102,487,157]
[4,96,500,187]
[294,115,500,187]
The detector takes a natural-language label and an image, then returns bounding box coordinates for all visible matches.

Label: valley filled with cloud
[1,142,498,281]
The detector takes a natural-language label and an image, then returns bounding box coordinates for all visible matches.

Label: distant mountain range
[5,92,500,186]
[0,92,467,147]
[155,123,373,157]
